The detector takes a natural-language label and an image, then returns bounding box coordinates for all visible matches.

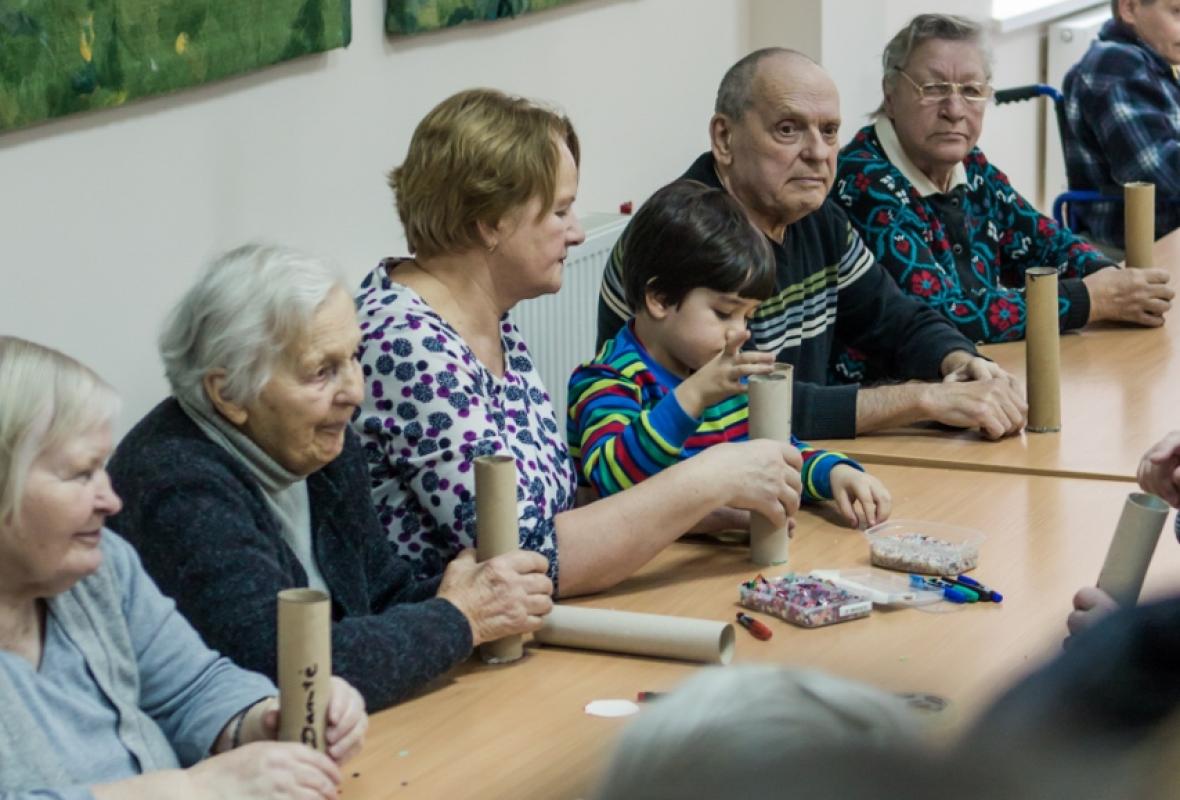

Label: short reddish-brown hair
[390,88,580,259]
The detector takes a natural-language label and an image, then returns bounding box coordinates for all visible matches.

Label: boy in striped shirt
[567,180,891,531]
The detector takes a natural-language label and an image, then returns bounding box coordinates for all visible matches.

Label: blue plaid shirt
[1063,19,1180,248]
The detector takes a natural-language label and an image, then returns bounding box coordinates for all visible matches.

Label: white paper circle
[583,699,640,718]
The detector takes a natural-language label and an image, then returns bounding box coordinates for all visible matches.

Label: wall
[0,0,1064,435]
[0,0,746,433]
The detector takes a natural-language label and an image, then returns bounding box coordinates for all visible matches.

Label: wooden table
[339,465,1180,800]
[811,229,1180,481]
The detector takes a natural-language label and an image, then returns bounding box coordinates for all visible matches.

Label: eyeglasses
[894,68,993,105]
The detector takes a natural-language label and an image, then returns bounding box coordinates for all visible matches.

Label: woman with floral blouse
[354,89,804,598]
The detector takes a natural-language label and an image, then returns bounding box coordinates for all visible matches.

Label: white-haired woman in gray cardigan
[0,336,366,800]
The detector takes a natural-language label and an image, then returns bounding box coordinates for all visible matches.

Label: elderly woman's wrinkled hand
[187,740,341,800]
[1084,266,1173,327]
[437,549,554,647]
[323,676,367,764]
[1137,430,1180,507]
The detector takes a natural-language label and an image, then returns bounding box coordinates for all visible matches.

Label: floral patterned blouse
[353,260,576,589]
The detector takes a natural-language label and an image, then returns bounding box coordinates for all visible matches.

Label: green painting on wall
[386,0,578,36]
[0,0,351,133]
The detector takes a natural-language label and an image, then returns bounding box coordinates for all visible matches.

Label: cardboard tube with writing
[277,588,331,752]
[534,605,735,664]
[1125,182,1155,268]
[747,365,793,565]
[1026,267,1061,433]
[1096,492,1170,607]
[475,454,524,663]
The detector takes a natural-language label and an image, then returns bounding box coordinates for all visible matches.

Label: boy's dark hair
[622,180,775,314]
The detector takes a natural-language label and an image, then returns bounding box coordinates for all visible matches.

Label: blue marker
[949,574,1003,603]
[909,575,972,604]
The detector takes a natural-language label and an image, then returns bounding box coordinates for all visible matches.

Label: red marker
[736,612,773,641]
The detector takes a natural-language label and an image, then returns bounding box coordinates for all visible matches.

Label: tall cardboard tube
[747,366,793,565]
[1097,492,1170,607]
[1124,182,1155,268]
[1026,267,1061,433]
[277,588,331,752]
[534,605,735,664]
[475,454,524,663]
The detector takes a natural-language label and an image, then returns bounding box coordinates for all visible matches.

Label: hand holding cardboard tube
[436,548,554,647]
[710,439,802,532]
[1082,266,1173,327]
[185,676,368,800]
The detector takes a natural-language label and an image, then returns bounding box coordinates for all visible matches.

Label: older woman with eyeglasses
[834,13,1171,355]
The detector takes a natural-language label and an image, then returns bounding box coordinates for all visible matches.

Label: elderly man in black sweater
[598,48,1027,440]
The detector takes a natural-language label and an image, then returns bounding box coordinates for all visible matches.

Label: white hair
[0,337,120,525]
[159,244,347,409]
[594,665,925,800]
[876,13,994,117]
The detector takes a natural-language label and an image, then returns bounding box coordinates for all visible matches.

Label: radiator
[511,211,629,440]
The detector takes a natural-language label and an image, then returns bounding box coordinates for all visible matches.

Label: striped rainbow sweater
[567,322,860,501]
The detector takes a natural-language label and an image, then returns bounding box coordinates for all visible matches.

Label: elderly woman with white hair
[594,665,929,800]
[0,336,367,800]
[106,244,554,712]
[834,12,1170,362]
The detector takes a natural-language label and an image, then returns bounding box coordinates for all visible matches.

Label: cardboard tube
[277,588,331,752]
[475,454,524,663]
[1124,182,1155,268]
[534,605,735,664]
[747,366,793,565]
[1025,267,1061,433]
[1096,492,1170,607]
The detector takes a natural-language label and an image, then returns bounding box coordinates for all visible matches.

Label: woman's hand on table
[1084,266,1173,327]
[437,549,554,647]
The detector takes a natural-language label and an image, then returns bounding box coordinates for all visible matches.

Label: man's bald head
[714,48,823,121]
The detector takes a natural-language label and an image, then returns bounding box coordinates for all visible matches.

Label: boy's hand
[829,465,891,529]
[675,329,774,417]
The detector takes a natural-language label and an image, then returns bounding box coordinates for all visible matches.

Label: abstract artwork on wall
[386,0,579,36]
[0,1,351,133]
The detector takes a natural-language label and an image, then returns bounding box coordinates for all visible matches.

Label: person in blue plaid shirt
[1063,0,1180,249]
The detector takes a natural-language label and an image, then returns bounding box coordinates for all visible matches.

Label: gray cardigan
[107,399,474,712]
[0,532,274,798]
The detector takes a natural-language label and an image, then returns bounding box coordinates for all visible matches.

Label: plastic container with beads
[738,573,872,628]
[863,520,986,576]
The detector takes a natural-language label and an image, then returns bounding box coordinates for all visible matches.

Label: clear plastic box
[808,568,944,607]
[863,519,986,576]
[738,573,873,628]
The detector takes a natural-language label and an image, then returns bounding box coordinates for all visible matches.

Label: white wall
[0,0,1061,436]
[0,0,746,434]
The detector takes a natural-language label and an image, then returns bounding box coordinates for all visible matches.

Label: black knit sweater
[107,398,473,711]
